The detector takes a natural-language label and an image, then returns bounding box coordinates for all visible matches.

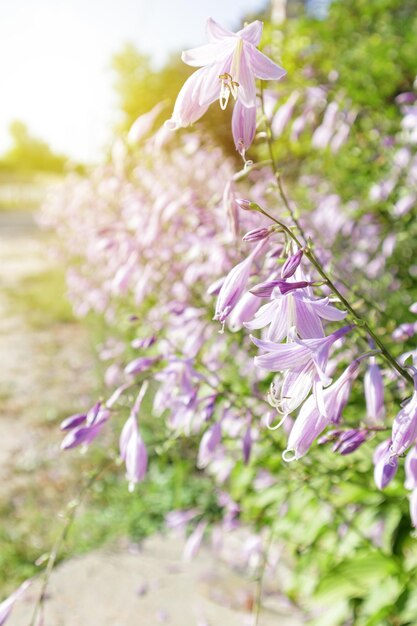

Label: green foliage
[0,121,67,174]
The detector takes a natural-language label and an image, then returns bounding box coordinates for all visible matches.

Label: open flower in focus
[166,17,286,130]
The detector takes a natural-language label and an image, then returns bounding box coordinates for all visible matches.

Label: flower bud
[281,249,303,279]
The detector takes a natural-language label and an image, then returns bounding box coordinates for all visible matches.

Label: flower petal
[181,40,235,67]
[237,20,263,45]
[247,46,286,80]
[237,48,257,108]
[206,17,235,42]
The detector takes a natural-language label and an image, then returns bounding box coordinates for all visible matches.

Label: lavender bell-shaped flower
[197,421,222,468]
[364,357,385,422]
[183,520,207,561]
[166,18,286,129]
[120,415,148,491]
[405,445,417,490]
[0,580,31,626]
[61,401,110,450]
[282,359,360,459]
[410,489,417,528]
[283,395,329,461]
[373,439,398,490]
[232,99,257,159]
[332,429,367,455]
[120,382,149,491]
[390,377,417,457]
[281,249,303,280]
[214,238,267,324]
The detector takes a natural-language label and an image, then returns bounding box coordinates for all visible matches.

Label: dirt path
[0,211,94,494]
[1,212,303,626]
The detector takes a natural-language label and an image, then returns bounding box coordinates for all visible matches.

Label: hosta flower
[0,580,31,626]
[405,445,417,490]
[391,377,417,457]
[373,439,398,490]
[60,401,110,450]
[251,325,352,377]
[214,238,268,324]
[120,383,149,490]
[410,489,417,528]
[364,358,385,422]
[166,17,286,129]
[246,290,347,342]
[231,100,257,158]
[119,414,148,491]
[197,422,222,468]
[282,360,360,459]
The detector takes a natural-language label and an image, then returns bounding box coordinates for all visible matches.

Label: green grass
[5,267,75,328]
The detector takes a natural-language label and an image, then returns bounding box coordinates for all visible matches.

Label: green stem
[29,459,114,626]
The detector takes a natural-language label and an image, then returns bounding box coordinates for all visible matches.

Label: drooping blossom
[405,445,417,490]
[232,99,257,158]
[282,359,360,460]
[281,248,304,279]
[364,358,385,422]
[197,422,222,468]
[246,290,347,342]
[390,377,417,457]
[0,580,31,626]
[410,489,417,528]
[119,415,148,491]
[183,520,207,561]
[332,429,367,455]
[119,383,149,490]
[166,18,286,131]
[373,439,398,490]
[214,238,268,324]
[61,401,110,450]
[251,325,352,377]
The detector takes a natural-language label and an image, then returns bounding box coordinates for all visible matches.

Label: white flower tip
[282,448,298,462]
[164,118,179,131]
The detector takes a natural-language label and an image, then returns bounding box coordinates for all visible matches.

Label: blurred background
[1,1,417,625]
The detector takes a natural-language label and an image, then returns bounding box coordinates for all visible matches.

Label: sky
[0,0,268,163]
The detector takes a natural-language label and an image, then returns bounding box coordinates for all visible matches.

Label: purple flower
[252,279,313,297]
[232,100,257,158]
[214,239,267,324]
[243,426,252,464]
[333,429,367,455]
[373,439,398,490]
[61,401,110,450]
[183,520,207,561]
[281,249,304,279]
[60,412,86,431]
[228,291,262,332]
[410,489,417,527]
[120,414,148,491]
[124,356,159,376]
[251,325,352,378]
[197,422,222,468]
[0,580,31,626]
[166,18,286,129]
[245,291,346,342]
[282,360,360,460]
[391,380,417,457]
[242,227,271,243]
[364,358,385,422]
[405,445,417,490]
[166,508,200,531]
[283,394,330,461]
